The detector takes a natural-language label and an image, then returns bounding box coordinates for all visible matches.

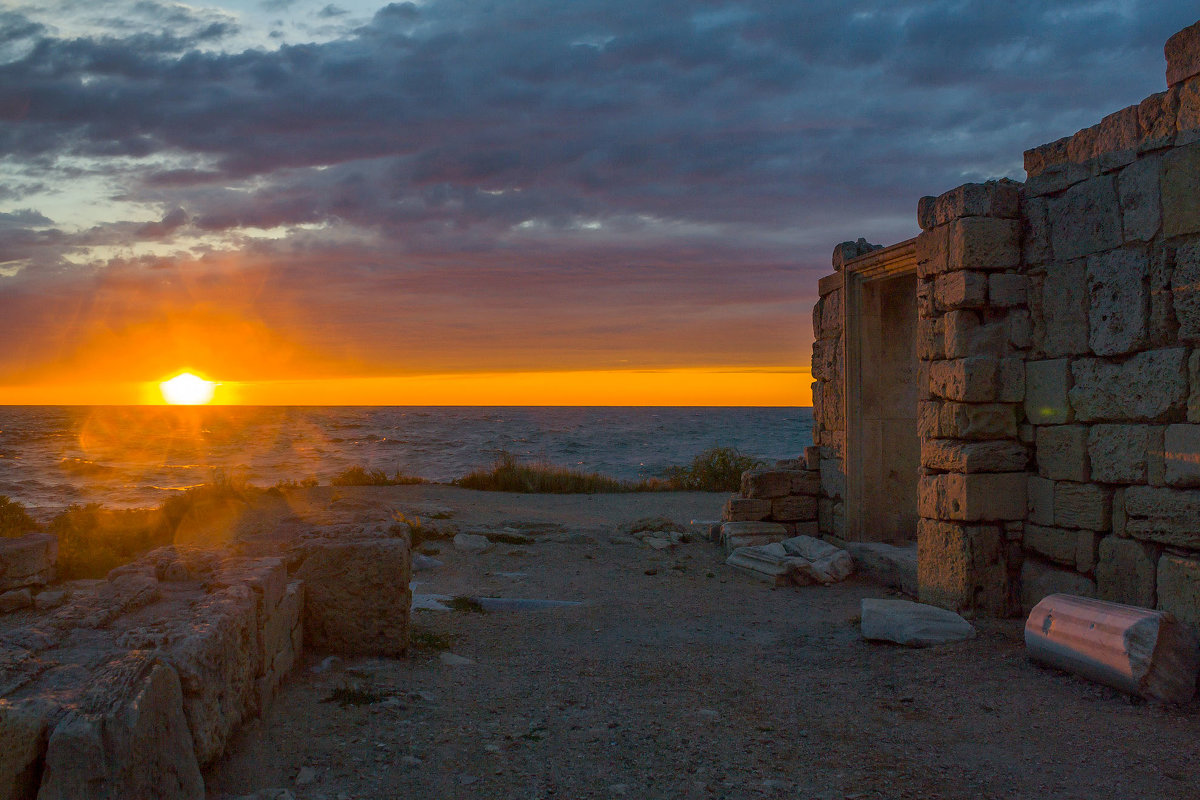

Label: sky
[0,0,1197,405]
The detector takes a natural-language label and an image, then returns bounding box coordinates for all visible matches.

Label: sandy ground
[205,486,1200,800]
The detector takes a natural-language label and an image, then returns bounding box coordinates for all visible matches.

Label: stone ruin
[802,20,1200,629]
[0,525,411,799]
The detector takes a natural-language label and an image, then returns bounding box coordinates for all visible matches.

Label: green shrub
[0,496,39,538]
[48,503,173,580]
[452,451,635,494]
[658,446,765,492]
[331,466,427,486]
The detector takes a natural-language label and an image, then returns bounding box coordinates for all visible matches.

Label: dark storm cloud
[0,0,1198,375]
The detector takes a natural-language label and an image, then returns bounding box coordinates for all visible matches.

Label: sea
[0,406,814,512]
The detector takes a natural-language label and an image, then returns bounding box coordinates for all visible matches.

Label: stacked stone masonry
[721,448,823,537]
[811,19,1200,628]
[0,528,412,799]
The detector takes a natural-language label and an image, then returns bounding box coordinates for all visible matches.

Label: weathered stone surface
[1162,141,1200,237]
[844,542,918,597]
[942,311,1009,359]
[0,589,31,614]
[740,470,796,499]
[861,598,975,647]
[1178,76,1200,142]
[915,225,949,277]
[933,271,988,310]
[819,459,845,501]
[1096,536,1158,608]
[1034,259,1090,357]
[938,402,1018,440]
[1036,426,1089,482]
[928,357,999,402]
[1024,136,1070,181]
[292,538,410,658]
[37,658,204,800]
[769,495,817,522]
[1024,359,1072,425]
[1166,20,1200,87]
[1068,348,1189,422]
[1087,424,1158,484]
[832,238,882,271]
[1125,486,1200,548]
[920,439,1027,473]
[1022,194,1055,265]
[988,273,1027,307]
[1087,248,1149,356]
[1172,240,1200,340]
[819,287,843,336]
[1117,155,1162,242]
[949,217,1020,269]
[1020,559,1097,611]
[917,519,1009,614]
[790,469,821,495]
[919,472,1027,522]
[779,536,854,585]
[453,533,491,554]
[1048,176,1122,260]
[725,545,791,586]
[1054,482,1111,531]
[1027,476,1054,526]
[1024,524,1084,568]
[721,522,789,554]
[803,446,821,471]
[1157,553,1200,629]
[0,534,57,592]
[1191,349,1200,423]
[1163,424,1200,487]
[1025,594,1199,703]
[0,698,50,800]
[928,181,1020,225]
[722,495,771,522]
[1139,90,1179,148]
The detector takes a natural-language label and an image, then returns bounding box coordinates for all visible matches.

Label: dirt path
[206,488,1200,800]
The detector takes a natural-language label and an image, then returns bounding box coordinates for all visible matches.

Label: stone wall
[810,19,1200,623]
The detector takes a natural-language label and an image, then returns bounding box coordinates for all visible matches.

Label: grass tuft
[410,626,456,651]
[0,495,39,538]
[452,451,637,494]
[322,685,384,707]
[658,446,765,492]
[448,595,487,614]
[331,465,427,486]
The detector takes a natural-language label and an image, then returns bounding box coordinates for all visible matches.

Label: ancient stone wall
[811,20,1200,623]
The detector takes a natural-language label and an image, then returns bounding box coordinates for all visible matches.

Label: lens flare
[159,372,216,405]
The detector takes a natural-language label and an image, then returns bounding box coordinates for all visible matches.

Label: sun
[159,372,216,405]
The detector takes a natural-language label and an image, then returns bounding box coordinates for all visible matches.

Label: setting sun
[159,372,216,405]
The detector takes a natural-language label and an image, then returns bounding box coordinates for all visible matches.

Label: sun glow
[159,372,216,405]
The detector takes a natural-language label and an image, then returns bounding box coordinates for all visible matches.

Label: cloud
[0,0,1197,380]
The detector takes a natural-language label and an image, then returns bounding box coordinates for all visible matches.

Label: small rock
[454,533,492,554]
[33,589,66,610]
[310,655,342,674]
[484,744,501,753]
[457,774,479,785]
[609,784,629,796]
[0,588,33,613]
[412,554,444,571]
[643,537,674,551]
[643,569,658,576]
[295,766,317,786]
[440,652,475,666]
[400,755,423,767]
[860,598,976,647]
[698,709,719,720]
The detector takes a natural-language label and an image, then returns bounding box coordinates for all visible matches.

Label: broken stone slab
[779,536,854,585]
[721,522,789,554]
[619,517,686,535]
[0,589,32,614]
[725,544,793,586]
[1025,593,1200,703]
[453,533,492,554]
[844,542,918,597]
[860,599,976,647]
[0,534,57,592]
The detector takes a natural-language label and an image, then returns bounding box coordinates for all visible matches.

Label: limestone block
[920,439,1027,474]
[844,542,918,597]
[1117,156,1162,242]
[1025,594,1199,703]
[1178,77,1200,143]
[166,585,260,766]
[1024,136,1070,181]
[942,311,1009,359]
[1162,141,1200,237]
[933,271,988,310]
[860,599,975,647]
[37,658,204,800]
[1023,524,1080,566]
[1008,309,1032,350]
[1076,530,1099,573]
[790,469,821,496]
[820,379,844,432]
[1036,425,1090,482]
[1020,558,1096,612]
[832,238,882,271]
[917,519,1008,615]
[1048,175,1123,260]
[917,195,936,231]
[1024,359,1072,425]
[1157,553,1200,629]
[1086,248,1149,356]
[0,699,50,800]
[1033,259,1089,357]
[1088,424,1158,484]
[722,496,771,522]
[1027,476,1055,526]
[1096,105,1142,168]
[721,522,789,554]
[1021,195,1054,266]
[920,472,1027,522]
[928,357,998,402]
[928,181,1020,225]
[819,458,845,501]
[740,470,795,499]
[1069,348,1189,422]
[987,273,1026,307]
[0,589,31,614]
[770,495,817,522]
[997,358,1025,403]
[1026,159,1093,198]
[1054,482,1111,531]
[1167,21,1200,87]
[292,538,411,657]
[1124,486,1200,548]
[1172,240,1200,340]
[1096,537,1158,607]
[819,287,843,336]
[947,217,1020,270]
[1139,90,1179,148]
[917,318,945,360]
[0,534,57,592]
[803,446,821,471]
[1163,424,1200,487]
[1067,123,1099,164]
[940,402,1018,440]
[915,225,949,277]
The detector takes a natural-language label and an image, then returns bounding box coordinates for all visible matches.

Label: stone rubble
[860,599,976,647]
[725,536,854,587]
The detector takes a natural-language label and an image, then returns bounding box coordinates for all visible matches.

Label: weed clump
[0,496,39,538]
[331,466,427,487]
[448,595,487,614]
[658,446,765,492]
[452,451,635,494]
[322,685,384,707]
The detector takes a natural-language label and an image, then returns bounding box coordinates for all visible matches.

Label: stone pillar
[914,181,1029,616]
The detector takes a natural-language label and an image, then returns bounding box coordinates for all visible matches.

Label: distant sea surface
[0,406,814,512]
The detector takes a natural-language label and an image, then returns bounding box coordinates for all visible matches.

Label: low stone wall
[0,527,412,799]
[721,448,823,534]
